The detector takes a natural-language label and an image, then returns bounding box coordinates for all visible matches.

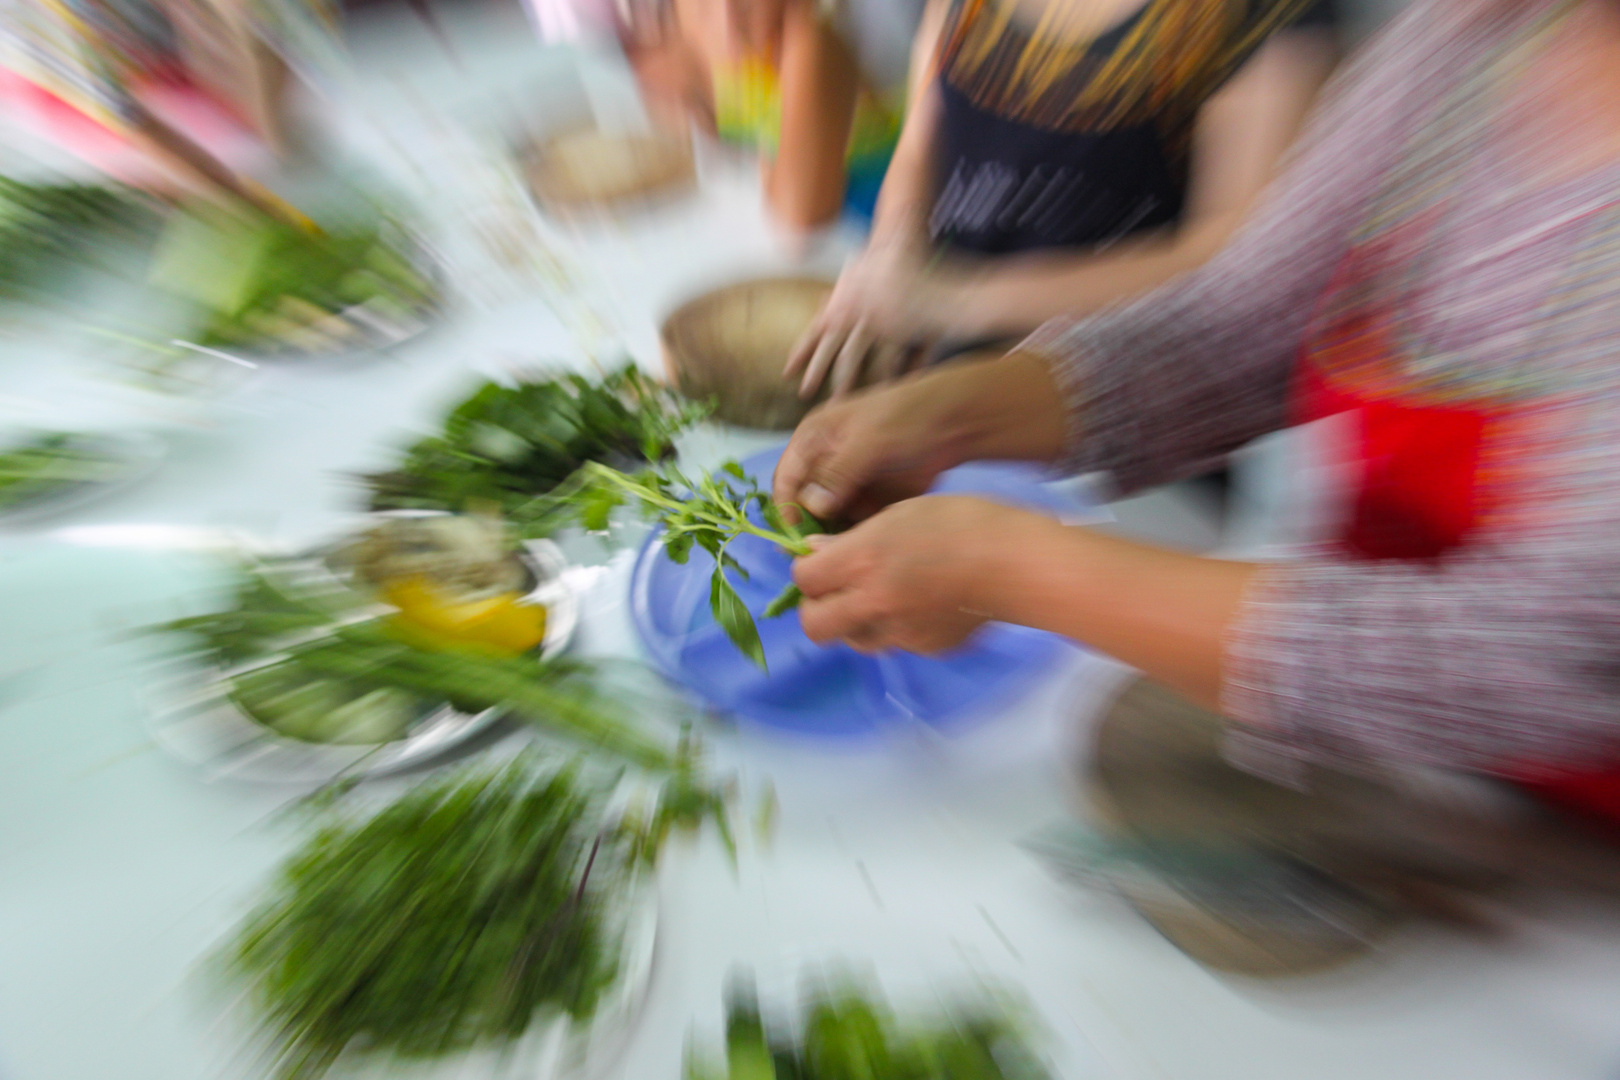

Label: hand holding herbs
[228,751,718,1080]
[685,973,1052,1080]
[364,365,707,534]
[565,460,830,669]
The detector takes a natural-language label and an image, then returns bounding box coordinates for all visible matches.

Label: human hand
[783,237,945,399]
[772,370,973,523]
[773,350,1067,522]
[792,495,1045,654]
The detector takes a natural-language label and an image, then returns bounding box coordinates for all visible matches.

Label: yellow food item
[383,577,546,656]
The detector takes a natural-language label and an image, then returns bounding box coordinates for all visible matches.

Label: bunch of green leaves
[565,460,826,670]
[148,204,438,349]
[0,177,155,299]
[0,432,126,510]
[364,366,708,534]
[227,752,642,1080]
[160,564,678,769]
[686,974,1052,1080]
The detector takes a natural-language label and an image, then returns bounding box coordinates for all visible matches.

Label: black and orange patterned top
[928,0,1331,254]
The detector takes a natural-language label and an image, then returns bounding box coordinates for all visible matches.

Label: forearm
[865,84,941,246]
[763,1,858,233]
[978,520,1257,709]
[911,350,1070,467]
[935,213,1243,342]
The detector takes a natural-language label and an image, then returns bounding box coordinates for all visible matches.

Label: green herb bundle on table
[0,432,127,511]
[228,749,718,1080]
[160,563,679,768]
[0,177,155,300]
[686,974,1053,1080]
[148,204,437,354]
[363,365,708,534]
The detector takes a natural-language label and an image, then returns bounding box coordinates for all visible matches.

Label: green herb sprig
[565,461,826,669]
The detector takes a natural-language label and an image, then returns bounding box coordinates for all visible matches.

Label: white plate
[143,534,580,784]
[0,429,166,526]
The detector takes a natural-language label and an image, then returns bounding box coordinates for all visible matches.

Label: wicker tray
[660,276,842,431]
[523,128,696,211]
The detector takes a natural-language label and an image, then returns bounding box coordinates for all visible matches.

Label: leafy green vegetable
[686,975,1052,1080]
[0,432,127,510]
[161,565,678,768]
[149,206,437,352]
[0,178,155,300]
[364,365,707,535]
[227,752,655,1080]
[561,461,826,669]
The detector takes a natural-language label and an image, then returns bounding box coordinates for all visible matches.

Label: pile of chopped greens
[363,365,707,533]
[0,432,129,512]
[228,751,696,1080]
[161,564,676,767]
[0,177,155,299]
[562,460,827,669]
[149,207,437,353]
[687,974,1052,1080]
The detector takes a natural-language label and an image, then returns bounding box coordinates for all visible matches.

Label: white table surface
[3,6,1620,1080]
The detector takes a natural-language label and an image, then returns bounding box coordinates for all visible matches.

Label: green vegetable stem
[565,461,828,671]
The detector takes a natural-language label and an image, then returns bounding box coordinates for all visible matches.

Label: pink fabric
[0,69,268,184]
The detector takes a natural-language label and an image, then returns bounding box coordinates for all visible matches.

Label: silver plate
[0,429,166,526]
[144,534,579,784]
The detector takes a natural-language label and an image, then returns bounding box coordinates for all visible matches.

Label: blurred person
[774,0,1620,966]
[0,0,335,213]
[785,0,1339,399]
[535,0,925,234]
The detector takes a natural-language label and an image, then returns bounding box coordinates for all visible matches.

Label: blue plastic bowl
[629,445,1089,737]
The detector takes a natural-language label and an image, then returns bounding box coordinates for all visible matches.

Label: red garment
[1297,311,1620,825]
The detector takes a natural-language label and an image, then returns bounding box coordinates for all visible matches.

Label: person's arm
[777,8,1436,516]
[782,0,949,391]
[763,0,860,233]
[860,0,950,247]
[997,513,1620,776]
[627,33,717,133]
[786,15,1338,395]
[1017,5,1439,493]
[934,28,1338,342]
[796,489,1620,778]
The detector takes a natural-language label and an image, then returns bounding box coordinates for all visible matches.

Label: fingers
[868,340,912,385]
[802,431,879,519]
[783,310,826,380]
[829,318,874,398]
[797,317,850,400]
[797,588,876,646]
[791,533,853,597]
[772,409,833,510]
